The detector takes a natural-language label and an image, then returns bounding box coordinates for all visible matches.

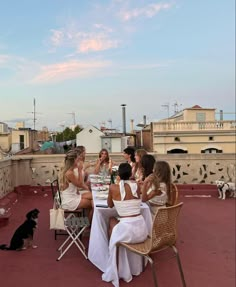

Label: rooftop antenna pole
[108,119,112,129]
[162,103,170,119]
[33,98,36,130]
[173,102,182,114]
[67,112,76,125]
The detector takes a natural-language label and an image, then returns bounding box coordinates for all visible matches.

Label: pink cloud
[32,60,111,84]
[120,2,173,21]
[78,36,118,53]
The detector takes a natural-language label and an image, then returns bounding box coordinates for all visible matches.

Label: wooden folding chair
[50,179,84,240]
[117,202,186,287]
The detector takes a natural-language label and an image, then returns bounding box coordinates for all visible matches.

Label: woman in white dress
[74,145,91,193]
[102,163,149,287]
[142,161,171,218]
[94,148,113,176]
[59,150,93,222]
[132,148,147,182]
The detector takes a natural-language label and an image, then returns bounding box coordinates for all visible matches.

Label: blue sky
[0,0,235,132]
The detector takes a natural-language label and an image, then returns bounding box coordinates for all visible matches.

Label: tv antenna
[161,103,170,119]
[173,102,182,114]
[27,98,42,130]
[67,112,76,125]
[108,119,112,129]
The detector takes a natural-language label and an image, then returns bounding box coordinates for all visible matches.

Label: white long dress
[102,180,149,287]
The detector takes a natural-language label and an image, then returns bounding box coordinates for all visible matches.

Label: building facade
[140,105,236,154]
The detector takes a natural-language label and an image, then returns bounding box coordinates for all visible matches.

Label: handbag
[49,207,65,230]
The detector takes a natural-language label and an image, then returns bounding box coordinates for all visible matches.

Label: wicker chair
[50,179,84,240]
[167,183,179,206]
[117,202,186,287]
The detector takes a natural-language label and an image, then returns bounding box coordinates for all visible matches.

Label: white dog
[215,180,236,200]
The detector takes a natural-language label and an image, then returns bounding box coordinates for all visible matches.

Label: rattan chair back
[150,202,182,253]
[117,202,186,287]
[167,183,179,206]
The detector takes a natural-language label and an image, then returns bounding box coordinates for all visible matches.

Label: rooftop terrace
[0,187,235,287]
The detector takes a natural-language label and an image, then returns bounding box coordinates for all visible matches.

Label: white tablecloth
[88,189,152,272]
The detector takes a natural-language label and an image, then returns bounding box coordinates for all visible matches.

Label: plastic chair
[117,202,186,287]
[50,179,84,240]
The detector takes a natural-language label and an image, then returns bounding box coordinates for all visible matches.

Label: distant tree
[55,125,82,142]
[74,125,82,134]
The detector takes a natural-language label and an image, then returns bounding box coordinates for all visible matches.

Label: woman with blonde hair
[94,148,113,176]
[142,161,171,218]
[73,145,91,190]
[132,148,147,181]
[59,150,93,222]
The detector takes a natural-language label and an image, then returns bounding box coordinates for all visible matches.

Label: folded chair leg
[146,255,158,287]
[57,227,82,251]
[57,226,88,261]
[172,246,187,287]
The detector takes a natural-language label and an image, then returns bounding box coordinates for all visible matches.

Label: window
[201,148,222,154]
[196,113,206,122]
[167,149,187,154]
[174,137,180,142]
[19,135,24,150]
[209,136,214,141]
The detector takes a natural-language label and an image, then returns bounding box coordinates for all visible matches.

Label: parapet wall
[0,153,235,199]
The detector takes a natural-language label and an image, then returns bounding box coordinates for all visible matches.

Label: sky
[0,0,235,132]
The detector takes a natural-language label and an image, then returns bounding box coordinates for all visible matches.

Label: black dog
[0,208,40,251]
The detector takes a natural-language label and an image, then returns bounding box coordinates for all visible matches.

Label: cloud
[4,117,33,124]
[49,24,119,54]
[119,2,173,21]
[0,54,10,65]
[31,59,112,84]
[50,29,65,47]
[122,63,168,70]
[78,36,119,53]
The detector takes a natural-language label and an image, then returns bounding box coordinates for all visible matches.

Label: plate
[93,185,109,192]
[96,194,108,200]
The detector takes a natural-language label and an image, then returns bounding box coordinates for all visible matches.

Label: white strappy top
[113,180,141,217]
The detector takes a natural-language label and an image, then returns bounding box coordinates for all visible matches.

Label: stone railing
[152,120,236,131]
[0,153,235,199]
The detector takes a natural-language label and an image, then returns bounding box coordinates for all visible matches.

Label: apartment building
[138,105,236,154]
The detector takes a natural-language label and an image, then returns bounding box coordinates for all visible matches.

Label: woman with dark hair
[102,163,148,287]
[140,154,156,181]
[123,147,135,168]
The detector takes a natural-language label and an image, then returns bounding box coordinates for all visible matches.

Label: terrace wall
[0,153,235,199]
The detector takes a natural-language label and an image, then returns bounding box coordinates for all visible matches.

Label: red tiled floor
[0,191,235,287]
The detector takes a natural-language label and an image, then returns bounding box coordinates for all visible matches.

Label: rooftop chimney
[130,119,134,133]
[121,104,127,134]
[220,110,223,121]
[143,115,147,126]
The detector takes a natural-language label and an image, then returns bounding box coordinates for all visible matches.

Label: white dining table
[88,188,152,273]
